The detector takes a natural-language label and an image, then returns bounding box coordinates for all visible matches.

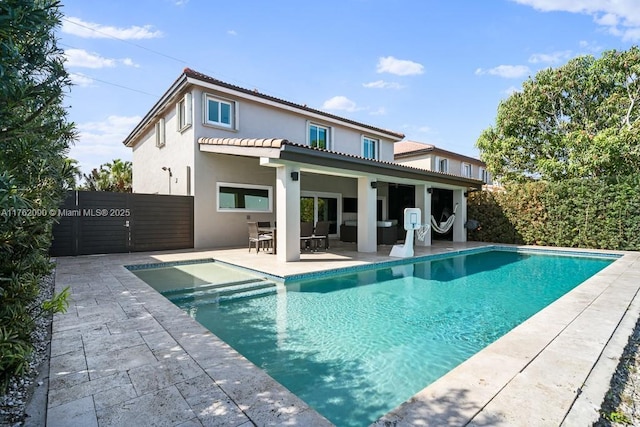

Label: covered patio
[199,138,482,262]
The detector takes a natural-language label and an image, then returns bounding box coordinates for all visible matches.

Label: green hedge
[467,177,640,251]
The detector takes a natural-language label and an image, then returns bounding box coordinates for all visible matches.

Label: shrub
[467,177,640,251]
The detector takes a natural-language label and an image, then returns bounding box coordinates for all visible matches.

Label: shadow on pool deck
[45,242,640,426]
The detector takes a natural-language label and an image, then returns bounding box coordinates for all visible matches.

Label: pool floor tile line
[46,243,639,427]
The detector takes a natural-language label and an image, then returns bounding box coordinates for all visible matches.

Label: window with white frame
[438,157,448,173]
[205,94,235,129]
[217,182,272,212]
[176,93,192,131]
[462,163,472,177]
[480,167,489,183]
[308,123,330,149]
[155,118,165,147]
[362,136,378,160]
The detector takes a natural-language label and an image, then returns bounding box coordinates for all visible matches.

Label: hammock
[430,203,458,234]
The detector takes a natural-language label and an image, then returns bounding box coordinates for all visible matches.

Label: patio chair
[257,221,274,238]
[300,221,314,250]
[248,222,273,253]
[311,221,330,250]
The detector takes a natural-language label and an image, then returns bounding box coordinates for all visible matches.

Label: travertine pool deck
[47,242,640,426]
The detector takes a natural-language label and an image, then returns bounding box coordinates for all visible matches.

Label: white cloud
[362,80,405,89]
[475,65,530,78]
[322,96,359,112]
[62,17,163,39]
[578,40,603,52]
[69,73,94,87]
[65,49,115,68]
[71,115,140,175]
[64,49,139,69]
[369,107,387,116]
[121,58,140,67]
[528,50,572,64]
[227,30,238,36]
[376,56,424,76]
[510,0,640,41]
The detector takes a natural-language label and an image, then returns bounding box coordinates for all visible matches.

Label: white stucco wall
[396,153,492,184]
[192,156,367,249]
[191,87,398,162]
[395,154,434,171]
[193,153,277,248]
[131,93,196,195]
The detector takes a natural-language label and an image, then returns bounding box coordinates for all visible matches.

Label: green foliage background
[467,177,640,251]
[1,0,74,390]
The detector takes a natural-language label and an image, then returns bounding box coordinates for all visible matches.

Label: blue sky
[57,0,640,176]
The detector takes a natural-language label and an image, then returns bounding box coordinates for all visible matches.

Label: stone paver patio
[46,242,640,426]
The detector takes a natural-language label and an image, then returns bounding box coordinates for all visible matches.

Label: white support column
[276,166,301,262]
[357,176,377,252]
[414,185,432,247]
[453,189,467,243]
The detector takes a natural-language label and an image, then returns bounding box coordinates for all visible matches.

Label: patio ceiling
[198,137,482,190]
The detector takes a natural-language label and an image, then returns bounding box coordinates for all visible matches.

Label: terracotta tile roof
[395,140,485,165]
[184,68,405,140]
[198,137,288,148]
[394,140,435,155]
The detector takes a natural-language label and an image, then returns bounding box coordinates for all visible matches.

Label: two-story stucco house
[394,141,492,185]
[123,69,482,261]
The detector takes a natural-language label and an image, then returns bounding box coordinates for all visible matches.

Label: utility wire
[69,72,160,97]
[59,16,302,105]
[61,17,187,65]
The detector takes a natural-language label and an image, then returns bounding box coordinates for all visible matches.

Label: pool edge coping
[47,244,639,427]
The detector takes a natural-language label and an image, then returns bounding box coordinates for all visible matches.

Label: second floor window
[438,158,448,173]
[308,123,329,149]
[362,136,378,159]
[480,167,490,183]
[155,118,165,147]
[205,94,234,128]
[462,163,472,177]
[177,93,192,131]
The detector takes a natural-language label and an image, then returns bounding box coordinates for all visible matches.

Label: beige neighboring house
[394,140,492,185]
[123,69,482,261]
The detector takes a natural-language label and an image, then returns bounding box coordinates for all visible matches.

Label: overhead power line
[61,17,188,65]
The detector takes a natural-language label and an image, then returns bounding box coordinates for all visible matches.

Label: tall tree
[81,159,132,192]
[0,0,74,390]
[477,47,640,183]
[62,158,82,190]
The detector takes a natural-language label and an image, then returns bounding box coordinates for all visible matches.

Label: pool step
[165,278,278,306]
[162,277,266,297]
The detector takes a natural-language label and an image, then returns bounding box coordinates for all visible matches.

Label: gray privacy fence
[50,191,194,256]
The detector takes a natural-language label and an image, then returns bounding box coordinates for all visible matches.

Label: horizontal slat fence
[50,191,193,256]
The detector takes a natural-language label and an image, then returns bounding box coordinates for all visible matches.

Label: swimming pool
[131,248,615,426]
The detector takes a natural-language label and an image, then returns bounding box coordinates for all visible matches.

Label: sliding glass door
[300,192,340,235]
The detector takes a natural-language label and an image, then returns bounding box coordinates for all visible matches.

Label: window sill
[203,122,237,132]
[177,124,192,134]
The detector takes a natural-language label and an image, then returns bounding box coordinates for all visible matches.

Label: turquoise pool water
[144,250,613,426]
